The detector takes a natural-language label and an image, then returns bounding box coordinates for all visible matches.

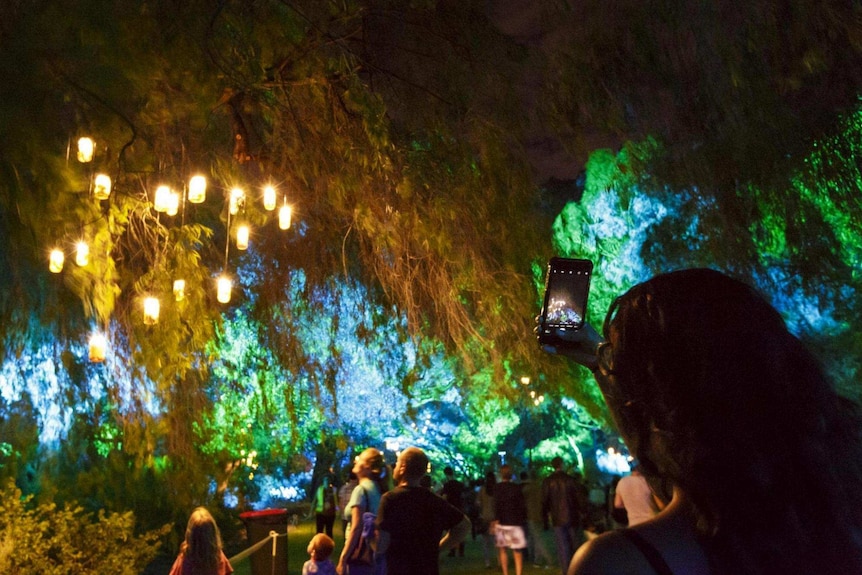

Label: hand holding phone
[537,257,593,349]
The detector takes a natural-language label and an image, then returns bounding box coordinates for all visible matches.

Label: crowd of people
[168,269,862,574]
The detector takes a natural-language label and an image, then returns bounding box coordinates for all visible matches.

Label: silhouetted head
[598,268,862,572]
[394,447,429,483]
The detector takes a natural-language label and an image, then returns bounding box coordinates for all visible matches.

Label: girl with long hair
[169,507,233,575]
[545,268,862,574]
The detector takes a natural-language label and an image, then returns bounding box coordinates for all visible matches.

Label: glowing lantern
[217,275,232,304]
[236,224,250,250]
[173,279,186,302]
[154,185,171,212]
[188,175,207,203]
[93,173,112,200]
[166,191,180,216]
[49,249,64,273]
[88,333,107,363]
[263,185,277,211]
[278,204,292,230]
[229,187,245,215]
[75,242,89,266]
[77,137,94,163]
[143,297,160,325]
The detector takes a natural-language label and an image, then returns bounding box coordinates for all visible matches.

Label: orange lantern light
[217,275,232,304]
[88,333,107,363]
[263,185,277,211]
[188,175,207,203]
[49,249,64,273]
[278,204,292,230]
[77,137,94,163]
[236,224,250,250]
[93,173,112,200]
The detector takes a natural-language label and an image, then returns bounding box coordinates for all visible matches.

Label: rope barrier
[228,529,288,567]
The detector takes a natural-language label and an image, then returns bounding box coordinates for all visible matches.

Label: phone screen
[538,257,593,346]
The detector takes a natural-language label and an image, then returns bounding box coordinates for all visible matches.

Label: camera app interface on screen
[545,264,590,328]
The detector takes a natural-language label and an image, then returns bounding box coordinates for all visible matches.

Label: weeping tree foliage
[0,0,548,384]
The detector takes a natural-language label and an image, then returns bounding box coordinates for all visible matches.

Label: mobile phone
[537,257,593,347]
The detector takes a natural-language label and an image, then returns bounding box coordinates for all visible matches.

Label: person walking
[375,447,471,575]
[314,475,338,538]
[492,465,528,575]
[522,470,555,568]
[439,466,467,557]
[477,470,497,568]
[541,457,585,575]
[613,465,659,527]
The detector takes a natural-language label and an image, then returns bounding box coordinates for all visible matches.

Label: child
[303,533,336,575]
[169,507,233,575]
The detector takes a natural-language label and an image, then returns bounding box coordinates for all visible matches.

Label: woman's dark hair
[181,507,223,575]
[603,268,862,574]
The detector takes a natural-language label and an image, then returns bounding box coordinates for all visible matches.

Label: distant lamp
[217,275,232,303]
[236,224,250,250]
[229,187,245,215]
[173,279,186,302]
[278,204,292,230]
[263,185,277,211]
[154,185,171,212]
[166,190,180,216]
[77,137,94,163]
[143,297,160,325]
[88,333,107,363]
[188,175,207,203]
[49,249,65,273]
[75,241,89,266]
[93,174,112,200]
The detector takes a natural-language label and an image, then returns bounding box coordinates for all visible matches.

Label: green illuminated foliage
[0,480,169,575]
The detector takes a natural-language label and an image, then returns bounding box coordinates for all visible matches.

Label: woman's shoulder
[570,518,709,575]
[570,530,649,575]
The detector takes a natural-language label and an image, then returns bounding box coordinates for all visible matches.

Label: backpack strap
[620,529,674,575]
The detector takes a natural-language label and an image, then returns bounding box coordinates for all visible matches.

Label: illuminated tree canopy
[1,0,861,541]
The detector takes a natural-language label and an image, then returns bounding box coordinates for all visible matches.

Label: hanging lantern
[77,137,94,163]
[229,187,245,215]
[278,204,292,230]
[173,279,186,302]
[93,173,112,200]
[217,275,232,304]
[263,185,277,211]
[154,185,171,212]
[88,333,107,363]
[49,249,65,273]
[188,175,207,204]
[166,190,180,216]
[236,224,250,250]
[143,297,160,325]
[75,241,89,266]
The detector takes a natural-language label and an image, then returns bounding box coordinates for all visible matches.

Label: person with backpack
[336,448,389,575]
[375,447,471,575]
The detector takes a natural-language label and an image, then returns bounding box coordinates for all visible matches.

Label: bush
[0,480,170,574]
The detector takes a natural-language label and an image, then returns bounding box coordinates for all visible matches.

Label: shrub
[0,480,170,574]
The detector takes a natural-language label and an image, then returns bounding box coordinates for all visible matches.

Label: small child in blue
[302,533,336,575]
